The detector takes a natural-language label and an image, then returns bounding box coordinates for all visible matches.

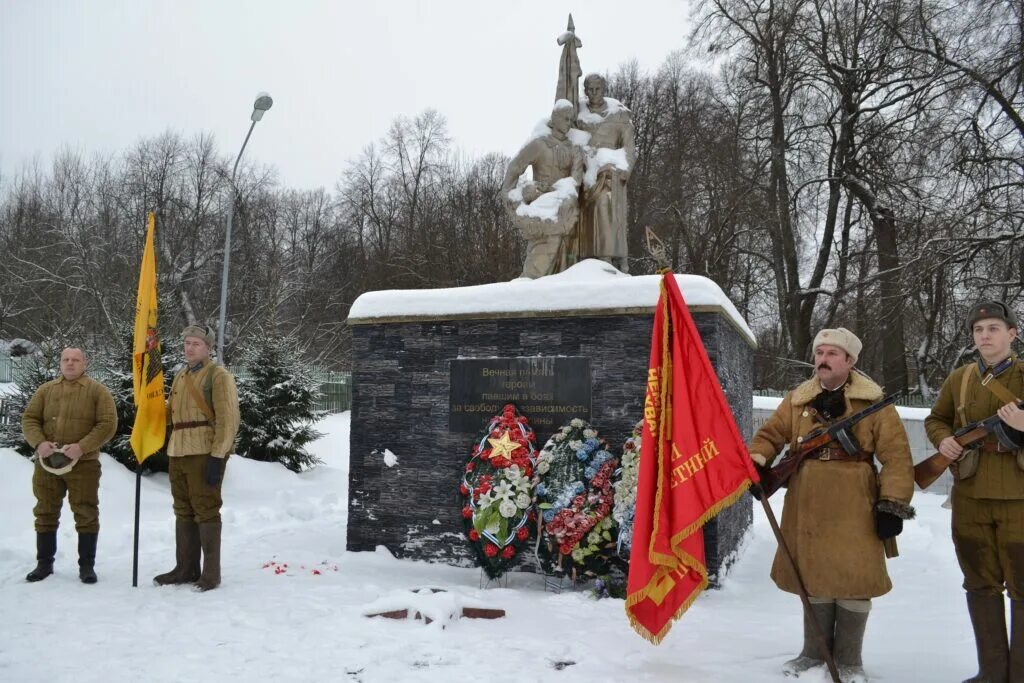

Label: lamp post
[217,92,273,361]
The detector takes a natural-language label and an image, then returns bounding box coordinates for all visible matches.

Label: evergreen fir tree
[0,346,62,457]
[235,330,324,472]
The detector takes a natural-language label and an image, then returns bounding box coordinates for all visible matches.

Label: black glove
[204,456,225,487]
[875,510,903,540]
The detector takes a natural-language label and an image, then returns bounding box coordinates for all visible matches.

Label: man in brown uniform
[749,328,915,681]
[926,301,1024,683]
[21,347,117,584]
[153,325,239,591]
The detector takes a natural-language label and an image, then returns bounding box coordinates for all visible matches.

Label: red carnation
[465,462,475,472]
[502,546,516,559]
[559,542,575,555]
[460,483,469,495]
[516,527,529,541]
[484,544,499,557]
[468,529,479,541]
[462,506,473,519]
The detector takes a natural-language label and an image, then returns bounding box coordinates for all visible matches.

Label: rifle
[914,403,1024,489]
[757,393,900,499]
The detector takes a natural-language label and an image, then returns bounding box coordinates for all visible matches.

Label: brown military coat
[925,359,1024,499]
[166,360,239,459]
[750,371,914,598]
[21,375,117,460]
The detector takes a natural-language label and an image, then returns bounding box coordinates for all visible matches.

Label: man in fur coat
[749,328,915,681]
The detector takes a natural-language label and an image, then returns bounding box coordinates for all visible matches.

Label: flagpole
[752,485,841,683]
[132,467,142,587]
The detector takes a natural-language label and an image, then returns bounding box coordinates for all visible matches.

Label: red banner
[625,273,759,644]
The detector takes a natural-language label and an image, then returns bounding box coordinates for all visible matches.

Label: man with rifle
[749,328,915,681]
[925,301,1024,683]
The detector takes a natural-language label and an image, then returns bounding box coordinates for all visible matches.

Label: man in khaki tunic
[750,328,915,681]
[21,347,117,584]
[926,301,1024,683]
[153,325,239,591]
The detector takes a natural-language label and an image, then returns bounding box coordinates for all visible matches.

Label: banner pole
[753,485,841,683]
[132,466,141,588]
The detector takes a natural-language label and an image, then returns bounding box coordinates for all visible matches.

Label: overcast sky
[1,0,691,190]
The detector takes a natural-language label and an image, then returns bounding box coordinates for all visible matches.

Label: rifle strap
[977,364,1021,405]
[184,372,216,423]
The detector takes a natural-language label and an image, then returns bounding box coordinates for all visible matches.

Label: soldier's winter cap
[181,325,216,349]
[967,301,1019,331]
[813,327,863,364]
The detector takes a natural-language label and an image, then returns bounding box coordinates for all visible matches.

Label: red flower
[559,542,575,555]
[469,529,480,541]
[484,544,499,557]
[502,546,516,559]
[312,569,321,575]
[462,506,473,519]
[465,462,476,472]
[516,527,529,541]
[460,483,469,496]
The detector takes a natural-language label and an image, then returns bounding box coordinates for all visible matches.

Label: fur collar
[790,370,884,406]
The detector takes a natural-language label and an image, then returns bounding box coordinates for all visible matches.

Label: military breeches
[169,454,224,524]
[952,487,1024,599]
[32,458,101,533]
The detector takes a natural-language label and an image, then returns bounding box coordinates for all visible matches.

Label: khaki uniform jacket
[21,375,118,460]
[749,372,914,598]
[166,360,240,459]
[924,359,1024,500]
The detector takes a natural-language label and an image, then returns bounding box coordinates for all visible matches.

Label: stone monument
[503,15,635,278]
[345,18,753,589]
[500,101,584,279]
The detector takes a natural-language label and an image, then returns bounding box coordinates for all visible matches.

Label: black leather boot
[26,531,57,582]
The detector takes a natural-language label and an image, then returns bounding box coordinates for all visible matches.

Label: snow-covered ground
[0,411,974,682]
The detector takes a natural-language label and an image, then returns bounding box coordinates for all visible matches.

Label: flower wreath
[533,418,619,578]
[612,419,643,558]
[460,404,537,579]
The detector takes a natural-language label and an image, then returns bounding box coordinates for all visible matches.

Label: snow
[383,448,399,468]
[0,382,14,396]
[514,176,578,222]
[577,96,629,125]
[0,408,975,682]
[583,147,630,188]
[348,259,756,345]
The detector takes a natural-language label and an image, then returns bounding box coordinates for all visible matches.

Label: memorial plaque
[449,357,591,434]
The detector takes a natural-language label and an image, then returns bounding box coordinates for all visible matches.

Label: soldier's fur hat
[967,301,1019,332]
[181,325,216,349]
[812,327,863,364]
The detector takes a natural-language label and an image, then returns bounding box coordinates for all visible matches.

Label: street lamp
[217,92,273,361]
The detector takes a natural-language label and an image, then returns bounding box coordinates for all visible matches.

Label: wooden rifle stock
[914,424,994,490]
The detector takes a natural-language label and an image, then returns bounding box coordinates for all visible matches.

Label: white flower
[537,460,550,474]
[583,429,597,439]
[492,481,514,501]
[588,531,602,546]
[516,492,531,508]
[553,433,565,442]
[499,499,517,518]
[570,418,584,428]
[571,547,586,562]
[568,440,583,451]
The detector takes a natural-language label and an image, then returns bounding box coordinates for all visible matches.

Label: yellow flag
[130,212,167,463]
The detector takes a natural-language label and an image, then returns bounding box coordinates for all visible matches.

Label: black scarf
[811,384,847,421]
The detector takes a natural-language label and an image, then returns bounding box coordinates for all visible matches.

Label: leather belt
[172,420,211,432]
[814,446,873,463]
